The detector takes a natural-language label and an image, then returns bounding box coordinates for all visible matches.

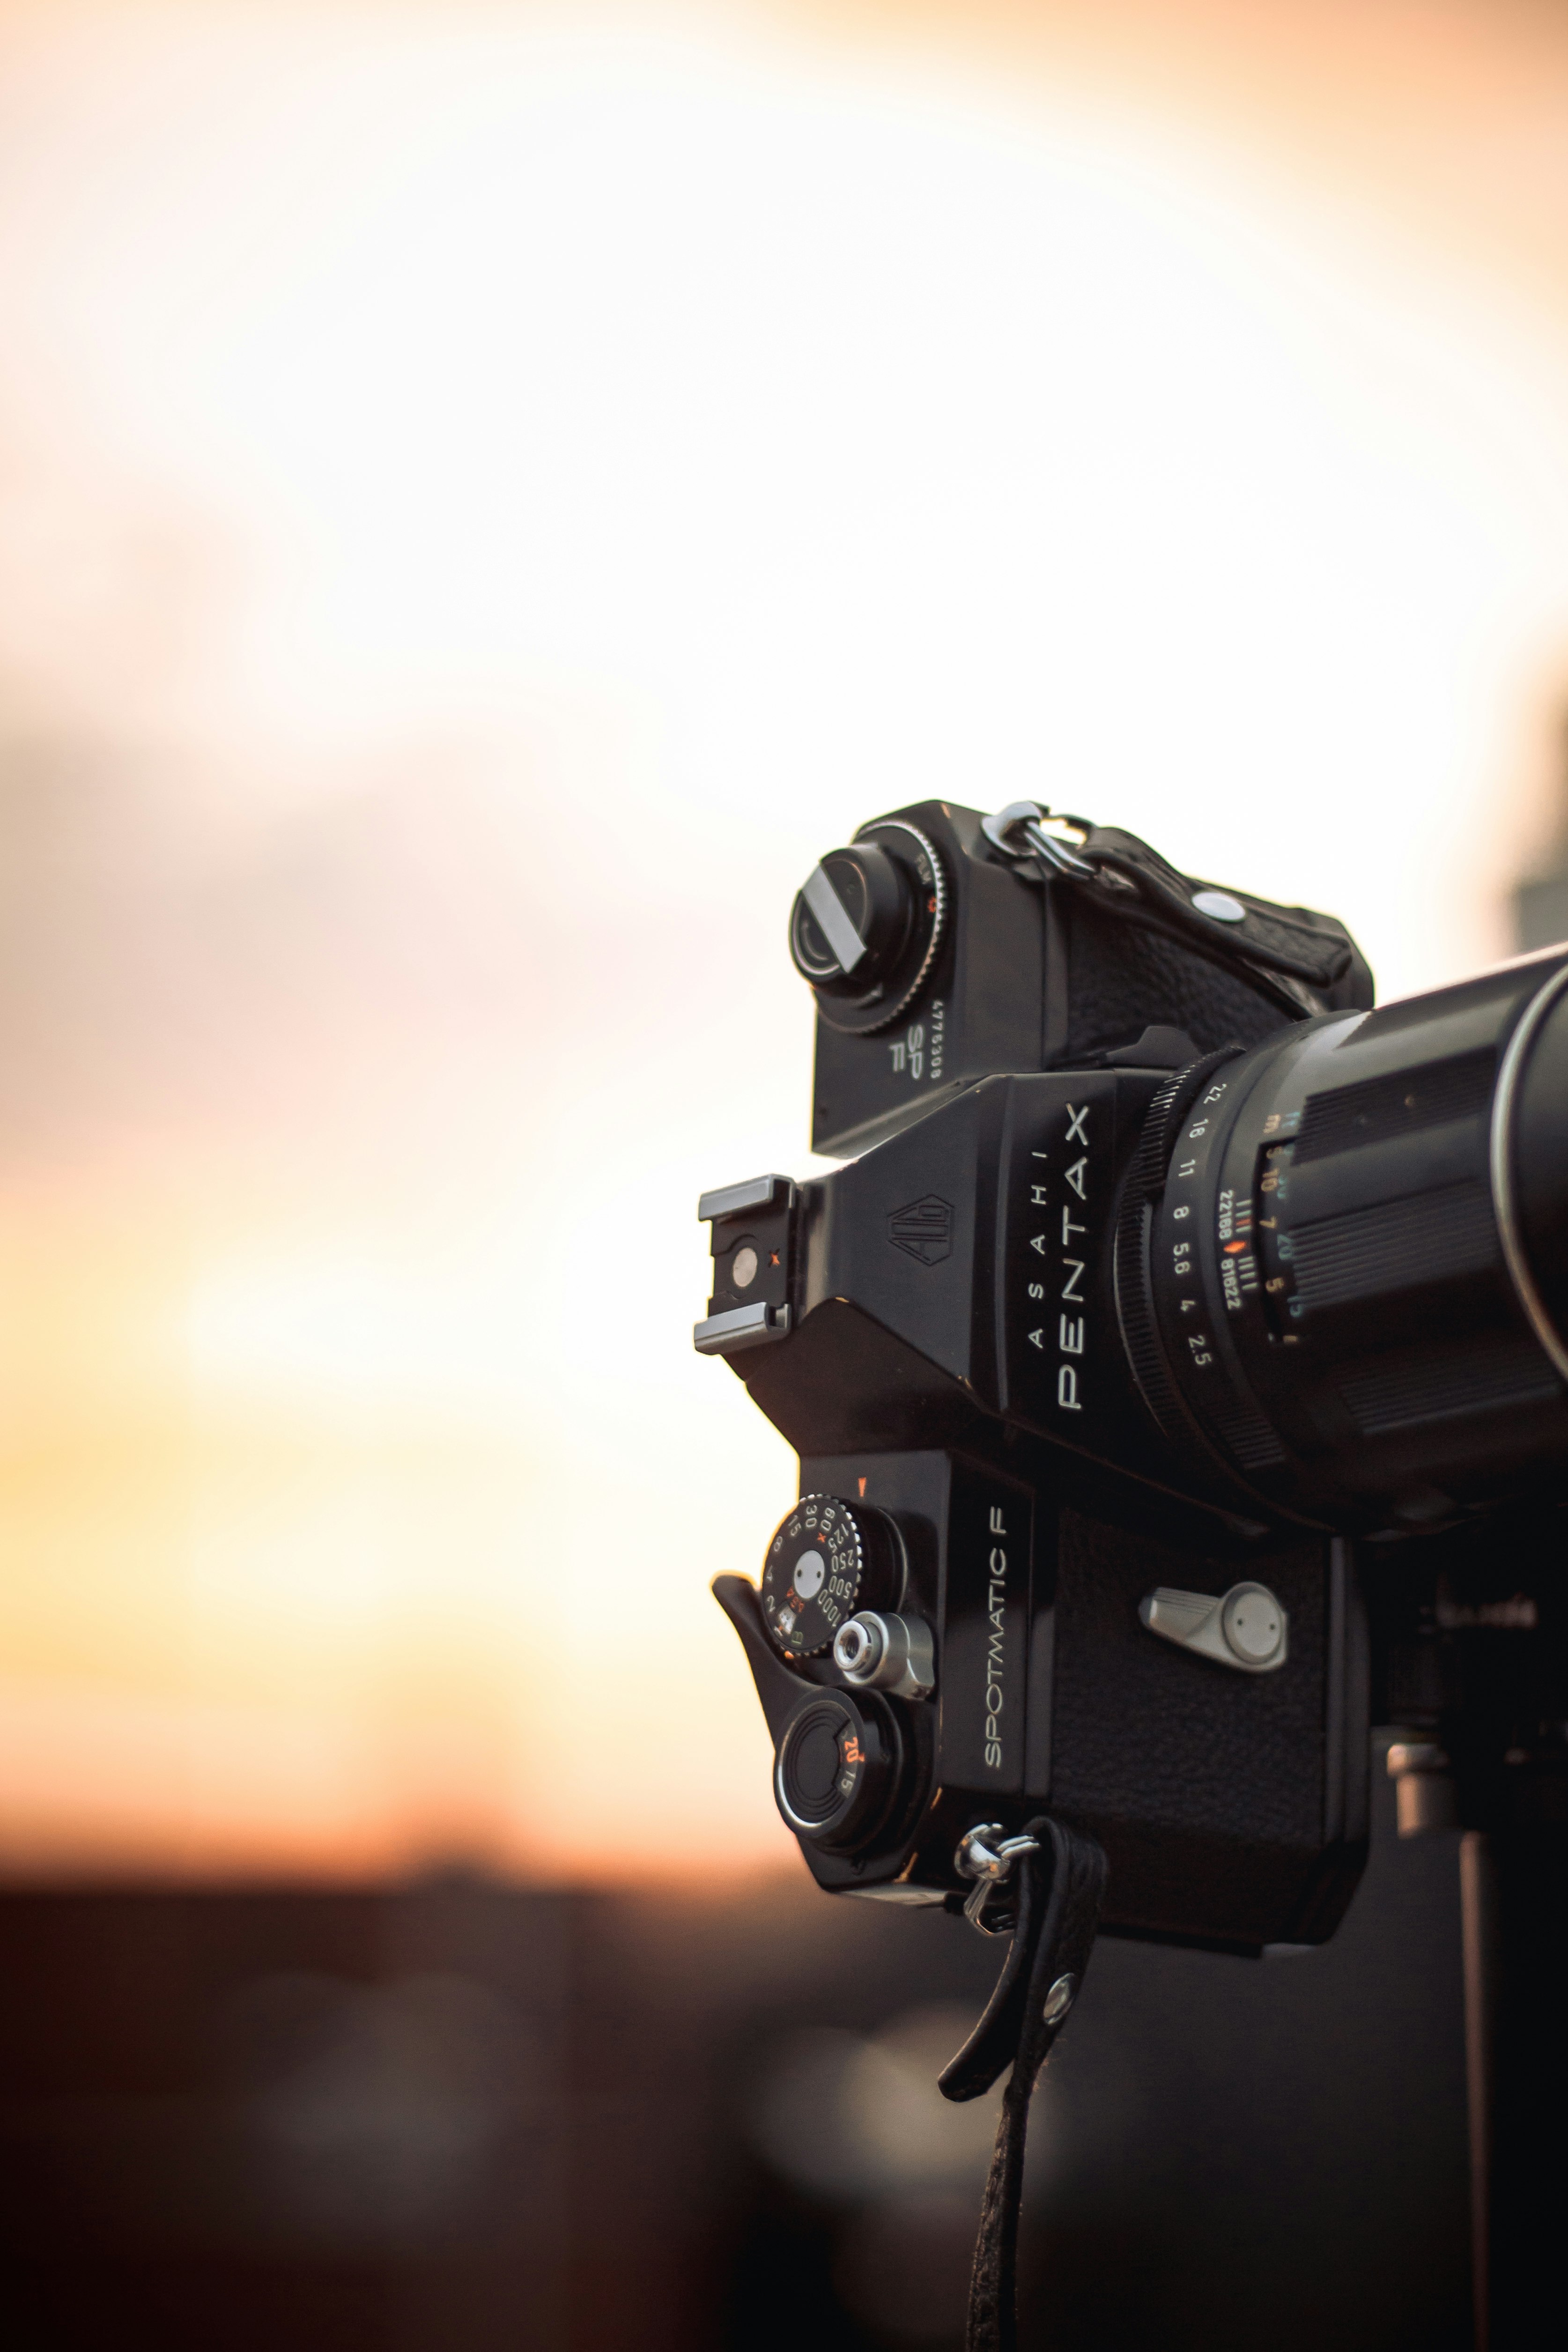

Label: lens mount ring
[1123,1035,1318,1510]
[1490,958,1568,1385]
[1113,1044,1276,1495]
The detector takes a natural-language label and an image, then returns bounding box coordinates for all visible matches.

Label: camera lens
[774,1692,902,1849]
[1117,953,1568,1525]
[1502,965,1568,1377]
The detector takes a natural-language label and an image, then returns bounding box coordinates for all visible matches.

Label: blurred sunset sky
[7,0,1568,1882]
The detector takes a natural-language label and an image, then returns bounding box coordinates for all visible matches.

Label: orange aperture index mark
[858,1476,867,1497]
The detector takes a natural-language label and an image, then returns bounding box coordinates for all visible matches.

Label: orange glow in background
[6,0,1568,1882]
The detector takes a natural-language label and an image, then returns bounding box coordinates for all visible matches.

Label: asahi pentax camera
[695,799,1568,1953]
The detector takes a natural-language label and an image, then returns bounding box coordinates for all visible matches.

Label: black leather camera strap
[1077,824,1353,990]
[982,801,1360,1009]
[939,1817,1108,2352]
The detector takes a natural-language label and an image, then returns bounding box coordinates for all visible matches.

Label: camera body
[800,799,1369,1163]
[697,799,1568,1952]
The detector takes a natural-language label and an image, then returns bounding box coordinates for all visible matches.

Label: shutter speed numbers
[761,1496,866,1658]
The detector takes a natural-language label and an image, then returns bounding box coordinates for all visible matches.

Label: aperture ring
[1128,1044,1247,1201]
[1124,1042,1309,1509]
[1113,1047,1279,1505]
[1113,1191,1188,1446]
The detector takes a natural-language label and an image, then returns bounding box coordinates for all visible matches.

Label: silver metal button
[833,1610,935,1701]
[792,1553,826,1602]
[1140,1581,1288,1673]
[1042,1973,1076,2026]
[1220,1584,1284,1664]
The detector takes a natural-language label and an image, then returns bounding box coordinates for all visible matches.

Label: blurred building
[2,3,1566,2346]
[1514,720,1568,952]
[0,1760,1469,2351]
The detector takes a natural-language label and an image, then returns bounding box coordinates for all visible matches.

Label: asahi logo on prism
[887,1195,954,1266]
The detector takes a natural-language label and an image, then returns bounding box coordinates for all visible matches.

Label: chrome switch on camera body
[1139,1581,1288,1674]
[832,1610,935,1701]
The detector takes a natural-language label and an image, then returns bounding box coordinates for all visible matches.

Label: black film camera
[694,799,1568,1973]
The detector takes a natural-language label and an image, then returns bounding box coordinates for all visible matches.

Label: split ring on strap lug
[954,1820,1042,1937]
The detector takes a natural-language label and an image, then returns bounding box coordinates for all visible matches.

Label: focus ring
[1490,960,1568,1385]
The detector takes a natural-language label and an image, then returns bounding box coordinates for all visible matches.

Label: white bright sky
[2,0,1568,1879]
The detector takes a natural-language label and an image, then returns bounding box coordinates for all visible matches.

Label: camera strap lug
[954,1822,1041,1935]
[980,799,1098,880]
[940,1816,1108,2352]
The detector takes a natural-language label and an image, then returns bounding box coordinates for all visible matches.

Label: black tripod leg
[1461,1825,1568,2352]
[1460,1833,1497,2352]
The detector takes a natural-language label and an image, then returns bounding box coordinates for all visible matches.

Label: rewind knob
[788,821,947,1035]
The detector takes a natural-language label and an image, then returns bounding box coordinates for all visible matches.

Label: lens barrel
[1117,952,1568,1525]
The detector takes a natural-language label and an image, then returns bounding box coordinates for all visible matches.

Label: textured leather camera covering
[1046,1508,1366,1948]
[1078,824,1360,989]
[1059,891,1298,1066]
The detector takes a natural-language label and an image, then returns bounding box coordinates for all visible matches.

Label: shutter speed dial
[788,821,947,1035]
[760,1495,903,1661]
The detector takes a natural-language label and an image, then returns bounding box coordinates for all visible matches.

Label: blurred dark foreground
[0,1763,1468,2351]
